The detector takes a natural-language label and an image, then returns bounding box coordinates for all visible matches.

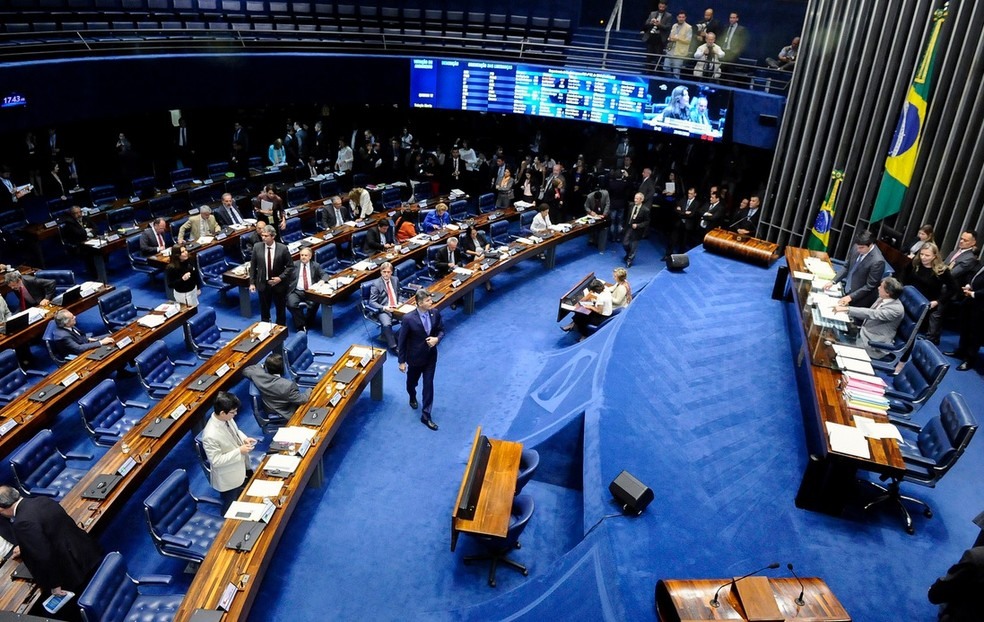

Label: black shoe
[421,416,439,431]
[943,351,961,357]
[626,259,633,268]
[388,346,398,356]
[957,362,972,371]
[409,398,419,409]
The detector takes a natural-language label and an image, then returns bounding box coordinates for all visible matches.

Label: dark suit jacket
[398,306,445,368]
[292,259,324,291]
[728,207,759,232]
[434,244,466,276]
[700,201,725,230]
[638,176,657,207]
[462,231,490,256]
[61,217,90,249]
[250,241,294,292]
[834,245,886,308]
[10,275,56,310]
[929,546,984,622]
[946,248,979,287]
[214,204,245,227]
[320,203,353,229]
[624,204,651,241]
[242,364,309,418]
[675,197,700,230]
[51,325,101,357]
[364,226,395,254]
[8,496,103,592]
[139,226,172,256]
[719,23,748,60]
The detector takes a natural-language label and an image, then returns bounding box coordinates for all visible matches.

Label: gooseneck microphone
[709,562,781,608]
[787,563,806,606]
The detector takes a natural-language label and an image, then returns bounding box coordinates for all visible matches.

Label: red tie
[302,265,309,290]
[385,278,396,307]
[20,286,28,310]
[156,232,164,248]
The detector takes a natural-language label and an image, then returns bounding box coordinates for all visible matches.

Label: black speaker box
[665,253,689,271]
[609,470,654,515]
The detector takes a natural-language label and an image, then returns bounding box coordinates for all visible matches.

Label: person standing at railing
[665,11,693,78]
[642,1,673,73]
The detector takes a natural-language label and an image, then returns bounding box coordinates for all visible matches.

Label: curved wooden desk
[702,228,780,267]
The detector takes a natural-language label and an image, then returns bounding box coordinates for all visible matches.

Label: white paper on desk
[246,479,284,498]
[446,224,461,231]
[287,241,302,253]
[804,257,837,280]
[352,260,375,271]
[310,282,332,294]
[225,501,268,521]
[452,267,474,277]
[137,314,166,328]
[548,223,572,233]
[263,454,301,475]
[853,416,903,441]
[515,237,535,245]
[229,223,248,231]
[84,239,104,247]
[832,344,871,362]
[397,303,416,314]
[837,356,875,376]
[825,422,871,459]
[344,220,357,227]
[791,270,814,281]
[253,322,275,335]
[243,218,257,225]
[304,236,321,245]
[273,426,316,444]
[514,200,535,209]
[197,236,214,245]
[350,346,373,360]
[819,304,850,323]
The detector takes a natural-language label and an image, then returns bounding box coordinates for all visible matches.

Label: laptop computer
[4,311,32,334]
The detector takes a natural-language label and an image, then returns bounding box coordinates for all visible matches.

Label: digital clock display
[2,94,27,108]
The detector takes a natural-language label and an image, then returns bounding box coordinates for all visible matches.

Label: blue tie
[420,311,431,335]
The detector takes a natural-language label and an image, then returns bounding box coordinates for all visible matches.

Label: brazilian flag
[807,170,844,251]
[871,4,948,223]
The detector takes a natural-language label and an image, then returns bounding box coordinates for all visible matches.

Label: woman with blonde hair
[608,267,632,308]
[901,241,956,344]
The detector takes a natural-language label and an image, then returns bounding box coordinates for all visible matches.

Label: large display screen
[409,58,729,142]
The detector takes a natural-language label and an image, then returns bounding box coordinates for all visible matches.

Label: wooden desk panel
[0,284,113,353]
[655,577,850,622]
[703,228,780,267]
[173,345,386,622]
[451,427,522,551]
[0,291,187,464]
[0,323,285,615]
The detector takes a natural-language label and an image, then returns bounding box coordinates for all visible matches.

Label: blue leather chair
[148,195,175,219]
[360,282,401,345]
[287,185,309,208]
[449,199,470,220]
[463,494,535,587]
[106,205,136,230]
[79,552,183,622]
[395,258,430,295]
[863,392,978,534]
[188,185,213,210]
[489,220,510,245]
[9,429,92,500]
[97,286,147,332]
[195,246,235,297]
[126,234,157,278]
[42,320,72,365]
[381,186,402,210]
[319,178,339,199]
[0,350,46,406]
[869,286,930,373]
[131,175,157,199]
[207,161,230,178]
[282,331,333,387]
[78,379,148,447]
[169,216,189,241]
[877,338,949,417]
[34,269,76,295]
[250,381,288,434]
[515,449,540,495]
[315,243,344,274]
[143,469,224,563]
[350,230,369,260]
[517,210,536,235]
[412,180,431,200]
[478,192,496,213]
[170,167,193,188]
[134,340,196,398]
[89,184,118,207]
[281,216,304,243]
[184,306,236,359]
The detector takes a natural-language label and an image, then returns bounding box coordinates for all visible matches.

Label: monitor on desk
[456,434,492,520]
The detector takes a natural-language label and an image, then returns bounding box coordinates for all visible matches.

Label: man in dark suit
[398,289,445,431]
[286,247,325,331]
[928,546,984,622]
[367,261,401,353]
[51,309,115,358]
[945,230,979,288]
[214,192,246,227]
[699,190,725,234]
[433,236,465,277]
[670,186,700,255]
[642,2,672,71]
[249,224,294,326]
[61,206,92,250]
[826,229,887,308]
[0,485,103,596]
[139,218,172,257]
[364,220,395,255]
[232,121,249,155]
[320,195,352,230]
[728,195,761,235]
[947,262,984,371]
[4,271,56,310]
[443,146,466,192]
[622,192,650,268]
[638,167,657,208]
[243,353,309,419]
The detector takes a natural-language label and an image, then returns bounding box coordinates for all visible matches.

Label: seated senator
[422,202,452,232]
[242,353,310,420]
[608,267,632,309]
[562,279,613,341]
[835,276,904,358]
[394,210,417,243]
[51,309,114,358]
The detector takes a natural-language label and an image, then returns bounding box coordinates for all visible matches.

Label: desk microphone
[787,563,806,606]
[709,562,780,608]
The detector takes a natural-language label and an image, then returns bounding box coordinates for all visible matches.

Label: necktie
[385,278,396,307]
[20,286,28,309]
[156,232,164,249]
[267,246,273,278]
[420,311,431,334]
[448,249,453,264]
[631,204,640,221]
[334,208,343,225]
[302,265,309,290]
[726,25,734,48]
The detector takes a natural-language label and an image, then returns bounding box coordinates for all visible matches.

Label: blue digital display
[1,93,27,109]
[409,58,729,142]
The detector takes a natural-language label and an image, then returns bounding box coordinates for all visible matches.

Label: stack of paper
[836,356,875,376]
[273,426,316,445]
[804,257,837,280]
[263,454,301,476]
[853,416,903,441]
[825,421,871,459]
[137,314,166,328]
[842,370,889,414]
[843,370,887,392]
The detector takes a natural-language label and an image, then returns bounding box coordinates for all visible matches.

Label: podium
[655,576,850,621]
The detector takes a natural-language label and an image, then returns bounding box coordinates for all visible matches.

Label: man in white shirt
[335,138,354,176]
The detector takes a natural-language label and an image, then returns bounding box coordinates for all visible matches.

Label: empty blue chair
[134,340,196,398]
[381,186,402,210]
[184,306,236,358]
[78,379,148,447]
[350,230,369,259]
[478,192,495,213]
[97,286,145,331]
[195,246,235,297]
[463,494,535,587]
[0,350,46,406]
[79,552,184,622]
[287,186,309,208]
[319,178,339,198]
[143,469,223,563]
[395,258,430,295]
[449,199,469,220]
[315,243,344,274]
[188,185,213,209]
[878,338,949,417]
[412,180,431,200]
[170,167,193,187]
[489,220,510,245]
[34,269,76,295]
[106,205,136,230]
[89,184,118,207]
[148,194,175,219]
[281,217,304,243]
[517,210,536,235]
[9,429,92,500]
[515,449,540,495]
[282,331,333,387]
[207,161,230,178]
[131,175,156,199]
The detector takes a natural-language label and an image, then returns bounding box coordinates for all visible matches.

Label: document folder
[29,384,66,403]
[86,345,116,361]
[233,337,263,353]
[303,407,330,426]
[225,520,266,552]
[140,416,176,439]
[332,367,359,384]
[81,474,123,500]
[188,374,220,392]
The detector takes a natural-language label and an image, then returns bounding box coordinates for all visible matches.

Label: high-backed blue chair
[515,449,540,495]
[863,392,978,534]
[869,286,930,372]
[395,258,430,295]
[126,234,158,278]
[463,494,535,587]
[134,340,196,398]
[188,185,213,210]
[170,167,193,188]
[449,199,469,220]
[351,230,369,259]
[319,178,339,199]
[207,161,230,178]
[97,286,147,332]
[148,195,175,219]
[478,192,496,213]
[106,205,136,230]
[360,282,401,346]
[250,381,288,434]
[34,269,76,294]
[287,185,309,208]
[489,220,510,245]
[9,429,92,499]
[381,186,401,210]
[89,184,118,207]
[143,469,223,563]
[193,431,211,478]
[281,216,304,243]
[315,243,344,274]
[78,552,183,622]
[195,246,235,298]
[877,338,949,417]
[184,306,236,358]
[42,320,72,365]
[0,350,46,406]
[282,331,333,387]
[132,176,157,199]
[78,379,148,447]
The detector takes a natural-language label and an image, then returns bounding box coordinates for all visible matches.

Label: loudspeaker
[609,470,654,515]
[665,253,689,271]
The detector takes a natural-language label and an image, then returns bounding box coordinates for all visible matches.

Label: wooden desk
[0,283,113,356]
[173,344,385,622]
[0,323,286,616]
[703,227,780,267]
[655,576,850,621]
[781,247,905,515]
[558,272,597,322]
[0,301,192,462]
[451,427,522,552]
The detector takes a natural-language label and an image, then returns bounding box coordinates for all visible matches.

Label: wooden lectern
[655,576,851,622]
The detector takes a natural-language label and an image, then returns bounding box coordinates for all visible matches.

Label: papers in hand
[43,591,75,614]
[225,498,276,522]
[825,422,871,459]
[263,454,301,476]
[137,314,166,328]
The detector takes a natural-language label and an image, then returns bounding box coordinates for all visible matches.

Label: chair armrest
[174,358,197,367]
[218,326,238,333]
[30,487,60,498]
[122,400,149,409]
[883,388,915,401]
[903,454,938,469]
[160,534,193,548]
[294,369,319,377]
[133,574,173,586]
[888,417,921,431]
[866,340,895,351]
[312,350,334,358]
[25,369,47,377]
[193,494,223,506]
[63,450,94,461]
[94,426,121,437]
[134,305,155,312]
[149,381,174,391]
[887,400,914,415]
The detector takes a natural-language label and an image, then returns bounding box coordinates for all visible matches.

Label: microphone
[787,563,806,606]
[710,562,780,608]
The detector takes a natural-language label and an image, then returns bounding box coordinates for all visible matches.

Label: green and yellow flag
[870,3,948,223]
[807,170,845,251]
